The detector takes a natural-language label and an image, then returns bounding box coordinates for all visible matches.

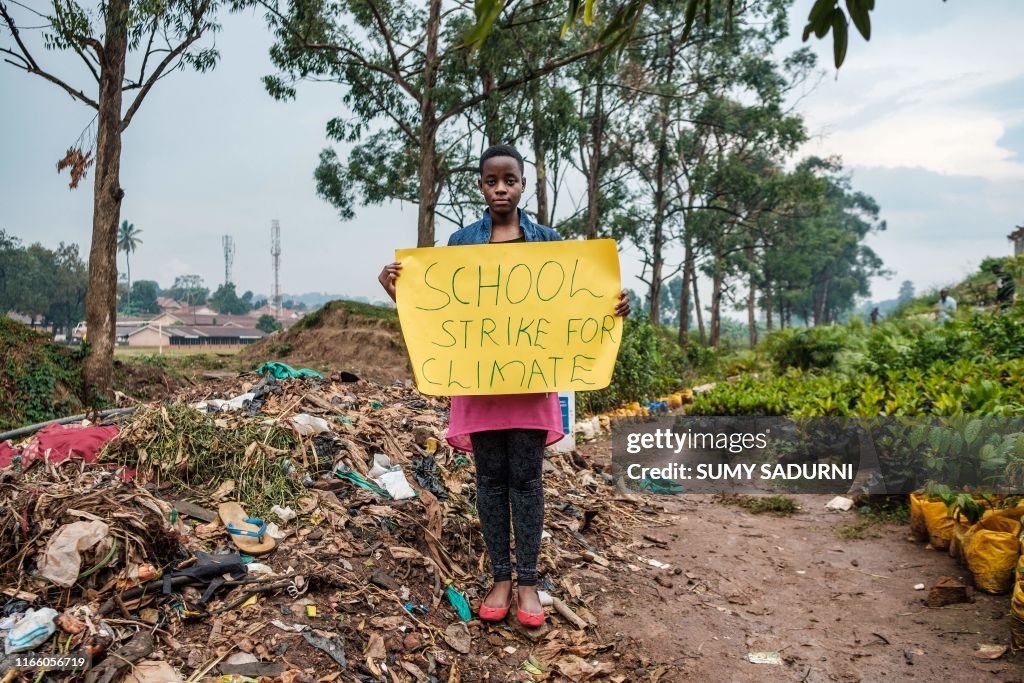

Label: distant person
[936,289,956,323]
[993,264,1016,311]
[869,307,880,325]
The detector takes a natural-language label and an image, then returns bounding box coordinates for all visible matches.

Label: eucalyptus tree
[249,0,614,246]
[1,1,221,394]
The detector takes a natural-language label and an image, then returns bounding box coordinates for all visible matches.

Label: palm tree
[117,220,142,312]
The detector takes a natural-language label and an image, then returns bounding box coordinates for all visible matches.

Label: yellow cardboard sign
[395,239,623,396]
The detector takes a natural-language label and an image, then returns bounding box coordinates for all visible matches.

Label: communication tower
[271,220,282,317]
[222,235,235,285]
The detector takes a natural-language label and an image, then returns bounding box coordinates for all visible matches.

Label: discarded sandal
[218,502,276,555]
[477,586,512,622]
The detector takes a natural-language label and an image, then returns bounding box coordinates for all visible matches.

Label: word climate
[395,240,623,395]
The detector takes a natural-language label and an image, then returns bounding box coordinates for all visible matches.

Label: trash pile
[0,368,669,681]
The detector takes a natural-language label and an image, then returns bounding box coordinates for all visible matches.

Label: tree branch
[437,41,607,126]
[122,1,213,130]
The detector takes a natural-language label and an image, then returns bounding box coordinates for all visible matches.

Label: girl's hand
[378,261,403,302]
[615,289,631,318]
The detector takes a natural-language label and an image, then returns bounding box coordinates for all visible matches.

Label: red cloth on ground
[0,423,120,468]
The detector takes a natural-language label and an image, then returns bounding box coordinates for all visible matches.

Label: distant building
[126,323,265,347]
[156,297,184,312]
[1010,225,1024,257]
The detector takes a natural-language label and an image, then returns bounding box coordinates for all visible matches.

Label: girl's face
[479,156,525,217]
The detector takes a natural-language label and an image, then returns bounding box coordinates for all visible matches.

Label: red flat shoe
[516,606,545,628]
[478,588,512,622]
[515,586,545,628]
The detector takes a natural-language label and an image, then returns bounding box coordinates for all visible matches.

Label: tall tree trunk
[531,85,549,226]
[83,0,129,397]
[679,234,694,348]
[415,0,442,248]
[585,82,604,240]
[648,40,675,326]
[709,266,723,347]
[747,270,757,347]
[481,65,499,147]
[692,266,706,345]
[763,275,773,331]
[813,275,830,326]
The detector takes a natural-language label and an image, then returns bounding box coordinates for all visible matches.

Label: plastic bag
[965,515,1021,594]
[4,607,58,653]
[37,520,110,587]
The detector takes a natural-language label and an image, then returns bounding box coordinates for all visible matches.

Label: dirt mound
[242,300,411,383]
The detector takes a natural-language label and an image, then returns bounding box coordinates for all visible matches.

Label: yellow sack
[920,496,955,550]
[1010,557,1024,650]
[964,515,1021,594]
[909,493,930,543]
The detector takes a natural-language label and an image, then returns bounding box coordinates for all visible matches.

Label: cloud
[787,0,1024,182]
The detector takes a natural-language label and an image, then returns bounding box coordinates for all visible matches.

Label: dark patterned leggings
[469,429,546,586]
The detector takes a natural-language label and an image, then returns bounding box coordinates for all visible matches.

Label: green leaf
[465,0,507,49]
[845,0,871,40]
[964,419,982,446]
[584,0,596,25]
[831,9,849,68]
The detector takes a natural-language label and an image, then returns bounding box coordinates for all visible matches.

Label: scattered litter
[537,590,554,606]
[746,651,783,665]
[290,413,332,436]
[914,583,925,590]
[37,520,110,587]
[195,392,255,412]
[4,607,58,654]
[270,504,296,522]
[444,622,472,654]
[270,620,307,633]
[302,630,347,669]
[376,468,417,500]
[638,556,672,570]
[255,361,323,379]
[446,585,472,621]
[825,496,855,511]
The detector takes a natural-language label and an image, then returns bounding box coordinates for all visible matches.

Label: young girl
[379,144,629,626]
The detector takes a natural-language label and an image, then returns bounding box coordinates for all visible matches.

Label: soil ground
[577,437,1022,683]
[241,301,411,384]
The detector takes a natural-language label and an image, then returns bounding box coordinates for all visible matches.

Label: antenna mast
[271,220,281,317]
[222,235,235,285]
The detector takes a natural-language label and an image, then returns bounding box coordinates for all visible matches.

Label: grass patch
[835,499,909,540]
[720,494,799,515]
[291,300,398,333]
[100,403,300,517]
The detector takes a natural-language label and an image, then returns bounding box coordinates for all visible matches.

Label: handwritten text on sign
[395,239,623,396]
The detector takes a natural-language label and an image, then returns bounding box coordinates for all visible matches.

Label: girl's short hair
[479,144,525,175]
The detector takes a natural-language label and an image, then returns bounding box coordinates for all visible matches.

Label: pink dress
[446,393,564,452]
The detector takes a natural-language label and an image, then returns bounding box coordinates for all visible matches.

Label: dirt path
[576,438,1020,683]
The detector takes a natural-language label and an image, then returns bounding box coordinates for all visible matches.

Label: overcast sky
[1,0,1022,306]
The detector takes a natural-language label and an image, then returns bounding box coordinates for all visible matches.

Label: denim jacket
[447,209,561,246]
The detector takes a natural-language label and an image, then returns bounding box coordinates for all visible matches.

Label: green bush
[578,318,691,415]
